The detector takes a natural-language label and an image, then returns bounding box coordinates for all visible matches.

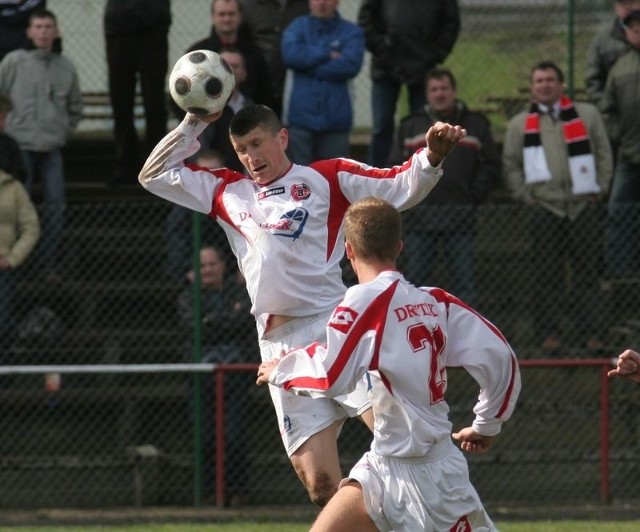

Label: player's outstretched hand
[186,110,223,125]
[425,122,467,167]
[452,427,495,454]
[607,349,640,383]
[256,359,279,386]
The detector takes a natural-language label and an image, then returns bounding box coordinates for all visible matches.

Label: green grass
[1,522,640,532]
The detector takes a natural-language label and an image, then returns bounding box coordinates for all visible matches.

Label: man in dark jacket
[104,0,171,185]
[389,67,499,306]
[240,0,308,117]
[358,0,460,167]
[584,0,640,106]
[0,0,47,62]
[183,0,274,112]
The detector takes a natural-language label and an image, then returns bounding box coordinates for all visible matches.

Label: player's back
[361,273,455,457]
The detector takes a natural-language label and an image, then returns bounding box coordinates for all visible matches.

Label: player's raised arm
[425,121,467,166]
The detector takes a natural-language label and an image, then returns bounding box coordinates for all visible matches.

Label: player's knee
[308,478,337,508]
[298,470,336,507]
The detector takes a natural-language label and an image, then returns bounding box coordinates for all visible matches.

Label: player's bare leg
[290,421,343,507]
[310,481,378,532]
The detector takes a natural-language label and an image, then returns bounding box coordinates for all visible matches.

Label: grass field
[1,521,640,532]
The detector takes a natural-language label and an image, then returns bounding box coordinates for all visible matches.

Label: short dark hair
[29,8,57,25]
[531,61,564,83]
[425,67,457,90]
[229,104,282,137]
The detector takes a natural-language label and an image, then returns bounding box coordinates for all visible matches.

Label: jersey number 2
[407,324,446,404]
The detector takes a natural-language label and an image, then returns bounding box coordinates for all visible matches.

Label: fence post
[192,212,204,507]
[599,365,611,503]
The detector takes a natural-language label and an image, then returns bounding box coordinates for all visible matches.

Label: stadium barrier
[1,357,638,510]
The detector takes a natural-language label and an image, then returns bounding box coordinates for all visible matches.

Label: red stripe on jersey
[427,287,518,419]
[186,166,248,237]
[310,157,418,260]
[310,159,351,261]
[283,280,400,392]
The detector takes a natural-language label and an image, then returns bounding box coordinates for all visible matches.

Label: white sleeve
[138,114,220,214]
[336,149,443,212]
[268,290,374,399]
[442,297,521,437]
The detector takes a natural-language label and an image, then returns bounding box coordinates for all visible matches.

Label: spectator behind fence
[175,0,274,117]
[0,96,40,355]
[257,197,520,532]
[240,0,309,118]
[196,48,253,173]
[608,348,640,382]
[177,245,256,506]
[502,61,612,352]
[357,0,460,167]
[600,10,640,278]
[139,103,466,506]
[281,0,364,165]
[104,0,171,186]
[584,0,640,106]
[0,0,47,63]
[389,67,499,306]
[164,149,229,283]
[0,8,82,279]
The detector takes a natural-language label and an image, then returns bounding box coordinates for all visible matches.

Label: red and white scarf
[523,96,600,195]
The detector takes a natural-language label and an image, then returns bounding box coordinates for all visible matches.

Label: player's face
[26,16,58,51]
[200,248,225,289]
[212,0,241,34]
[530,68,564,107]
[230,126,290,185]
[426,77,456,115]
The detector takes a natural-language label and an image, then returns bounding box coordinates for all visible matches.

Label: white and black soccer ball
[169,50,236,116]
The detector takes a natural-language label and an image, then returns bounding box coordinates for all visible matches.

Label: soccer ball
[169,50,236,116]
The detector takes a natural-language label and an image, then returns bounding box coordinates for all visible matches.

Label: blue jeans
[20,150,66,273]
[402,231,477,306]
[286,126,350,166]
[605,162,640,276]
[368,79,426,167]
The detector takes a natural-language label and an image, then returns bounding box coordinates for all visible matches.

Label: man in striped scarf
[502,61,612,353]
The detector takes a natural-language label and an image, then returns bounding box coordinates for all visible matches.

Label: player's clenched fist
[452,427,495,454]
[608,349,640,383]
[425,121,467,167]
[257,359,279,385]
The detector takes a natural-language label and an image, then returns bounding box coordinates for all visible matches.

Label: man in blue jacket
[281,0,364,165]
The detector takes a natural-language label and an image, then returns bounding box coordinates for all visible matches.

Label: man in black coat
[358,0,460,167]
[104,0,171,185]
[389,67,499,306]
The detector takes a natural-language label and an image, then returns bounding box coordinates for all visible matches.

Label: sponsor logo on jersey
[291,183,311,201]
[260,207,308,240]
[328,306,358,334]
[258,186,285,200]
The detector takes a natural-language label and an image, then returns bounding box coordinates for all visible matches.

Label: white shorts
[344,439,496,532]
[259,311,372,456]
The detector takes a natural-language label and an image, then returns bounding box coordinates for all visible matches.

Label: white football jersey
[269,271,521,457]
[140,117,443,334]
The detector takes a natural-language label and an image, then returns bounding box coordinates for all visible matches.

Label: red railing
[212,358,617,507]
